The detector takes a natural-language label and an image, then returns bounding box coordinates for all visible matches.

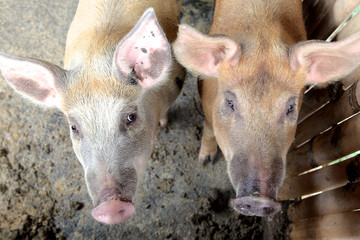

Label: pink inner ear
[290,33,360,84]
[0,55,61,107]
[114,9,171,88]
[173,24,241,77]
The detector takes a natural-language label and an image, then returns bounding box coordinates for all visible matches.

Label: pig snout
[91,188,135,224]
[91,200,135,224]
[231,195,281,217]
[228,156,284,217]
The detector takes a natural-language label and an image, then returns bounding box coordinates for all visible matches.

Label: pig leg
[198,120,218,164]
[159,113,168,127]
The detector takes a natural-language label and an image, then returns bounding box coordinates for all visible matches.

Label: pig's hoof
[160,116,168,128]
[198,152,217,165]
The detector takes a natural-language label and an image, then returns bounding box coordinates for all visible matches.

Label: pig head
[173,22,360,216]
[0,8,184,224]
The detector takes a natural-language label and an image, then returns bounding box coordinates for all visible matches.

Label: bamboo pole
[286,113,360,177]
[298,81,345,124]
[293,81,360,147]
[279,155,360,200]
[298,78,359,126]
[287,211,360,240]
[287,182,360,222]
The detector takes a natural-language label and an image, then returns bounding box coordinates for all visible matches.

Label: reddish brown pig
[173,0,360,216]
[0,0,184,224]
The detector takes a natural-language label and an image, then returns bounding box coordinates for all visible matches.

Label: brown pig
[173,0,360,217]
[0,0,184,224]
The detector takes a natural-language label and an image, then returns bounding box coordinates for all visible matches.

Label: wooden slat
[287,182,360,222]
[293,81,360,147]
[287,211,360,240]
[298,0,360,124]
[297,85,332,124]
[303,0,360,40]
[302,0,320,25]
[279,155,360,200]
[297,78,358,124]
[303,0,337,40]
[286,113,360,177]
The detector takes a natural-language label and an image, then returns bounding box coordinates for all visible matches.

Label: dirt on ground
[0,0,287,239]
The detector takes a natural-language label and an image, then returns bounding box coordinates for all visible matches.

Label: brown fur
[173,0,308,216]
[200,0,306,159]
[175,0,360,216]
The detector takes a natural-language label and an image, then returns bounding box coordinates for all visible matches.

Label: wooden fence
[278,1,360,239]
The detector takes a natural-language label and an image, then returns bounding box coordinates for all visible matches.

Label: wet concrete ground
[0,0,285,239]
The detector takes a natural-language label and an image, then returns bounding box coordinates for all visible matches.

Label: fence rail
[283,0,360,239]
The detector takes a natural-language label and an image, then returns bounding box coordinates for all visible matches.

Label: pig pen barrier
[278,1,360,239]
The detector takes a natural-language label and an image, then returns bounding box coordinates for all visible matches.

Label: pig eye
[126,114,137,124]
[227,99,235,111]
[282,97,298,122]
[285,100,298,122]
[287,104,294,115]
[71,125,80,135]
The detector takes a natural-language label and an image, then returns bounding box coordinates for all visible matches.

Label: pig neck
[64,0,181,70]
[210,0,306,53]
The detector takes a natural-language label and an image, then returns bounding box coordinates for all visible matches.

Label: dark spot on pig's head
[141,48,147,53]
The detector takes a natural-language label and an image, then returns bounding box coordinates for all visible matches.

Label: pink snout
[232,196,281,217]
[91,200,135,224]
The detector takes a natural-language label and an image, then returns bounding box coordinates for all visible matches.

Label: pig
[0,0,184,224]
[173,0,360,217]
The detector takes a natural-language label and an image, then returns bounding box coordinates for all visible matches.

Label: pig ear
[113,8,171,88]
[289,33,360,84]
[173,24,241,77]
[0,52,66,108]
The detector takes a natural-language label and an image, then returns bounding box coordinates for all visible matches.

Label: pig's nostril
[232,196,281,217]
[238,204,251,211]
[91,200,135,224]
[263,207,275,215]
